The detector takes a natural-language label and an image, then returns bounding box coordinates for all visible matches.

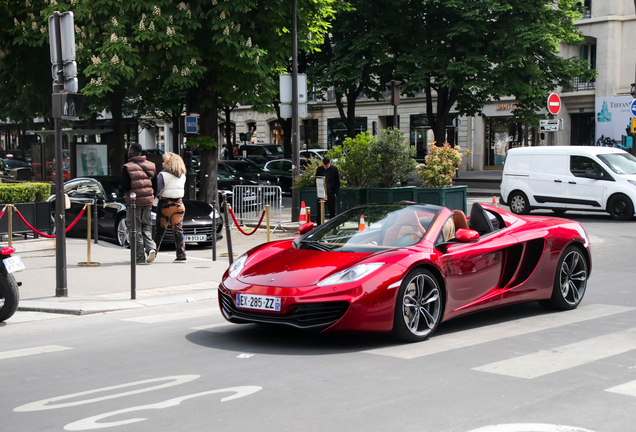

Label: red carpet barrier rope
[228,207,266,236]
[1,203,88,238]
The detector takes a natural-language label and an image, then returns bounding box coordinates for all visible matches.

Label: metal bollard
[130,193,137,300]
[78,204,100,267]
[93,198,99,244]
[266,204,270,243]
[212,199,217,262]
[320,199,325,225]
[222,193,234,265]
[306,207,311,225]
[7,205,12,247]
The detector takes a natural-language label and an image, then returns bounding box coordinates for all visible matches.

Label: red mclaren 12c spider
[218,202,591,342]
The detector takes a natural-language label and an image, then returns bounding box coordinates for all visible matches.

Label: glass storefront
[327,118,367,149]
[409,114,456,160]
[484,117,537,167]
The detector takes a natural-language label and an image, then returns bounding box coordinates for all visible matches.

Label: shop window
[485,117,537,167]
[409,114,456,160]
[327,118,367,149]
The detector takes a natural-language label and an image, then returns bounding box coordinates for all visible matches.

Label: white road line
[473,327,636,379]
[190,322,232,331]
[605,380,636,397]
[122,308,219,324]
[364,304,634,360]
[0,345,72,360]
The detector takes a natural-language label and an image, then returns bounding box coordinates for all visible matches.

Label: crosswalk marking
[473,327,636,379]
[364,304,634,359]
[0,345,72,360]
[605,380,636,397]
[122,308,219,324]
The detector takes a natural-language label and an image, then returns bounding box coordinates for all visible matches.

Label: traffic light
[51,62,78,93]
[49,11,79,94]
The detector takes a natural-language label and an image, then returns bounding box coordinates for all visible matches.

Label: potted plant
[414,142,467,211]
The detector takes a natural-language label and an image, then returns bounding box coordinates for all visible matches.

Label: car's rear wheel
[392,268,443,342]
[117,216,130,248]
[508,191,530,215]
[540,245,588,310]
[608,194,634,221]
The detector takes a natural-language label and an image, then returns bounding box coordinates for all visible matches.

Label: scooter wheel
[0,273,19,323]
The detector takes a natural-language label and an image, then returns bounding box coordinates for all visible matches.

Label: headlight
[628,180,636,187]
[228,254,247,278]
[317,263,384,286]
[209,208,221,219]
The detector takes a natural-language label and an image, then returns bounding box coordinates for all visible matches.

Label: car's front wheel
[540,245,588,310]
[392,268,443,342]
[508,191,530,215]
[608,194,634,221]
[117,216,130,248]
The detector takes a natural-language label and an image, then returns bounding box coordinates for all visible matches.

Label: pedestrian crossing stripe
[473,327,636,379]
[0,345,72,360]
[122,308,220,324]
[364,304,634,359]
[605,379,636,397]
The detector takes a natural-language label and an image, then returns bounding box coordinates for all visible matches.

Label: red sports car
[218,202,591,342]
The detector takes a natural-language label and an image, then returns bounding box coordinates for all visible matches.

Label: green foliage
[368,128,417,188]
[294,157,325,189]
[0,182,52,204]
[185,135,218,151]
[327,131,375,188]
[417,143,463,188]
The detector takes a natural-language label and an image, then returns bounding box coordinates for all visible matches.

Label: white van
[500,146,636,220]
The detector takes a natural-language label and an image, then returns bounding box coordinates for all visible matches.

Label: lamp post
[291,0,300,222]
[386,80,402,129]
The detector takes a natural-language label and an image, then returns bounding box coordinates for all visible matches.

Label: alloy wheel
[402,273,441,338]
[558,249,587,306]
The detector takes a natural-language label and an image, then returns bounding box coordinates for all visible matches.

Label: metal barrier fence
[232,185,285,232]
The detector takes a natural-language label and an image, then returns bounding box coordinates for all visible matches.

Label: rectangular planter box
[0,202,53,238]
[413,185,467,212]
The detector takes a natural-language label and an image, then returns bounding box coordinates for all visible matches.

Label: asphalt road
[2,208,636,432]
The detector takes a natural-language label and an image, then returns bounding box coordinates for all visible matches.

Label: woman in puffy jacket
[154,152,187,262]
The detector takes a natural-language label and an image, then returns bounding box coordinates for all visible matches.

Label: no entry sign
[547,93,561,115]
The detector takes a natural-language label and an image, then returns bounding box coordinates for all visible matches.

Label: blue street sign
[630,99,636,117]
[185,116,198,134]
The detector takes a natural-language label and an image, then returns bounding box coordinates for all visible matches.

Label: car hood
[237,242,372,288]
[182,200,213,218]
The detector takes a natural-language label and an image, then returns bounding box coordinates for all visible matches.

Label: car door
[527,152,568,209]
[566,155,613,210]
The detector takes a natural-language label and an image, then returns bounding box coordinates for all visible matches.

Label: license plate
[184,235,207,242]
[3,255,25,273]
[242,196,256,202]
[236,293,281,311]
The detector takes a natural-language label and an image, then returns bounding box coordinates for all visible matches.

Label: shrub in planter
[0,182,52,204]
[369,128,417,187]
[326,131,375,188]
[417,143,463,188]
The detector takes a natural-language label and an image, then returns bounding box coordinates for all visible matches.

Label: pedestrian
[221,145,229,161]
[154,152,187,263]
[233,145,239,158]
[315,156,340,222]
[121,143,157,264]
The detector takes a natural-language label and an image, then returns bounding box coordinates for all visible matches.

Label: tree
[307,0,397,139]
[393,0,595,144]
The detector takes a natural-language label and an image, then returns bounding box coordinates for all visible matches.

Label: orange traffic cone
[492,196,497,206]
[299,201,307,227]
[358,214,366,231]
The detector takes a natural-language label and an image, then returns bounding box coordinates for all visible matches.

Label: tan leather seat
[383,211,426,245]
[452,210,469,230]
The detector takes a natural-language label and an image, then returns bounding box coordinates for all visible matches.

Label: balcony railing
[562,77,595,93]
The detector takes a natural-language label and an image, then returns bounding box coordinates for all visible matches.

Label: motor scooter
[0,246,23,323]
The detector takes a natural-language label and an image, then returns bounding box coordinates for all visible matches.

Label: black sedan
[220,160,279,186]
[48,176,223,247]
[262,158,308,193]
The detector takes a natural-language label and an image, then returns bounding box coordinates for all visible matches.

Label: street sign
[279,74,307,104]
[631,118,636,134]
[539,119,563,132]
[48,11,76,64]
[630,99,636,117]
[547,93,561,115]
[52,93,83,120]
[280,103,307,119]
[185,116,198,134]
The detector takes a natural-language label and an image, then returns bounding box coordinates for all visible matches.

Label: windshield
[234,163,260,173]
[597,152,636,175]
[3,159,31,169]
[297,204,441,252]
[99,179,125,199]
[263,145,284,155]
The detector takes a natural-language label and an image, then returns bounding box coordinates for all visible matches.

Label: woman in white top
[154,152,187,262]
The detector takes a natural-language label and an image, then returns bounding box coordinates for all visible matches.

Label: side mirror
[298,222,315,235]
[456,228,480,242]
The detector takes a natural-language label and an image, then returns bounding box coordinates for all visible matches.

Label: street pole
[291,0,300,222]
[53,11,67,297]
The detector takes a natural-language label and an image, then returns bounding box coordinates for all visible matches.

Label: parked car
[237,144,284,167]
[500,146,636,220]
[0,157,32,177]
[220,160,279,186]
[262,158,308,193]
[217,165,261,210]
[219,201,591,342]
[300,149,327,161]
[48,176,223,247]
